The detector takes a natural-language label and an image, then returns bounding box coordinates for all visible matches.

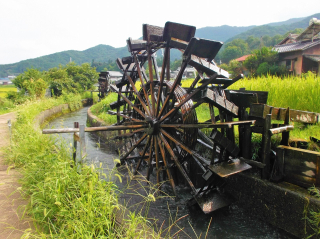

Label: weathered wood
[208,158,251,178]
[276,145,320,188]
[225,90,268,106]
[210,130,240,157]
[188,55,229,78]
[73,122,79,162]
[43,125,147,134]
[261,114,272,179]
[269,125,294,135]
[79,124,86,163]
[250,103,320,124]
[239,157,266,169]
[200,88,239,117]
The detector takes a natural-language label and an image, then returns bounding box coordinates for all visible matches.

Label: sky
[0,0,319,65]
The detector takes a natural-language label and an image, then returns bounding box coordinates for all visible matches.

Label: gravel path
[0,112,33,238]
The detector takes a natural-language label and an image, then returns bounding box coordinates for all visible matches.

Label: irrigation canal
[46,106,295,238]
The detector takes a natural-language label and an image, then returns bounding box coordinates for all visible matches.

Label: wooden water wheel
[107,21,255,213]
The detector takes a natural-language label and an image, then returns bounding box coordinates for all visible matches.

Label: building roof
[274,38,320,53]
[296,18,320,42]
[108,71,123,77]
[235,54,252,62]
[277,34,299,45]
[303,54,320,62]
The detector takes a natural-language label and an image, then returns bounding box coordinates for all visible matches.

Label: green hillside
[0,45,128,77]
[195,25,256,42]
[226,13,320,42]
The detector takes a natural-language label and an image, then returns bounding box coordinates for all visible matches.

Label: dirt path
[0,112,33,238]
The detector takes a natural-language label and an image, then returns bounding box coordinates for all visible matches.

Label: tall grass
[230,72,320,113]
[90,92,118,124]
[5,95,163,238]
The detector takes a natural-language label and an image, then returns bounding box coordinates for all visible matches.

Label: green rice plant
[230,73,320,113]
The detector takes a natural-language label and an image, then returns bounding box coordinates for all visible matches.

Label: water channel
[46,106,296,238]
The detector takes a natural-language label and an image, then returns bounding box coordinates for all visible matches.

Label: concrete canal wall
[33,99,92,131]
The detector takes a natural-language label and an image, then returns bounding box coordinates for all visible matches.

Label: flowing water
[47,107,296,239]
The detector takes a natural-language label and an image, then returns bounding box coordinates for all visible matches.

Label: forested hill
[0,12,319,77]
[226,13,320,42]
[195,25,256,42]
[0,45,128,77]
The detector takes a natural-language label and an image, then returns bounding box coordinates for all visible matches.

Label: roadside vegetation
[0,62,98,114]
[1,64,191,238]
[4,95,163,238]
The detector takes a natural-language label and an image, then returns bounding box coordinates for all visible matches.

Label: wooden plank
[269,125,294,135]
[194,190,234,214]
[224,91,258,108]
[277,145,320,188]
[210,130,240,157]
[225,90,268,105]
[250,103,320,123]
[203,88,238,116]
[188,55,229,78]
[208,158,251,178]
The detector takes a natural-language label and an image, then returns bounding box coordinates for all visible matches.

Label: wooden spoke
[126,72,151,116]
[158,59,189,118]
[107,110,143,122]
[120,133,148,161]
[156,46,169,118]
[159,73,218,123]
[146,136,154,181]
[110,128,145,140]
[187,73,203,94]
[159,132,197,194]
[133,55,152,114]
[133,135,152,175]
[147,51,156,117]
[161,129,209,169]
[154,136,161,189]
[157,135,176,196]
[111,85,147,119]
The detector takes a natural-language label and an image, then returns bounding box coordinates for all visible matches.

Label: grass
[4,94,192,238]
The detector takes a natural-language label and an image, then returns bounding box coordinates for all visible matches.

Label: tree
[13,68,48,98]
[45,62,98,96]
[243,47,287,76]
[220,39,249,63]
[220,46,243,63]
[13,68,43,90]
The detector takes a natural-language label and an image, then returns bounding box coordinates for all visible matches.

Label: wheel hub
[145,117,160,135]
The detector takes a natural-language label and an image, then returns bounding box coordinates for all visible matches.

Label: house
[235,54,252,63]
[171,67,196,79]
[108,71,123,83]
[0,78,13,85]
[273,18,320,75]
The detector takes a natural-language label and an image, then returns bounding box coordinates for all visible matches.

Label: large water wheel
[107,22,255,213]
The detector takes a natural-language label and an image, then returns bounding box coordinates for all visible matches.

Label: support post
[79,124,86,165]
[73,122,79,162]
[261,114,272,179]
